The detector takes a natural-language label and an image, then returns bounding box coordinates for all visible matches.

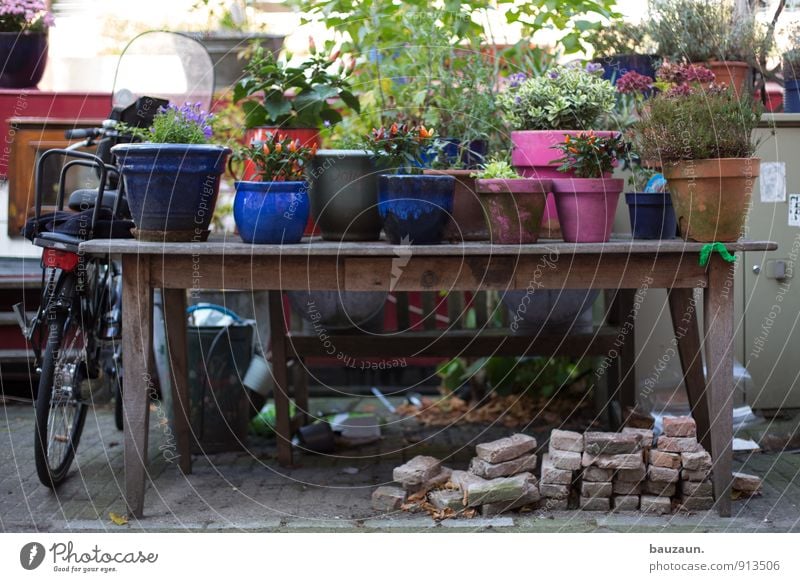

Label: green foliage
[498,65,616,131]
[362,123,438,174]
[120,103,213,144]
[628,89,763,163]
[234,44,359,129]
[783,25,800,80]
[551,131,626,178]
[584,21,656,57]
[472,157,519,179]
[231,132,316,181]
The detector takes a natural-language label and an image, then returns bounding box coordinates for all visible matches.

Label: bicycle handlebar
[64,127,104,140]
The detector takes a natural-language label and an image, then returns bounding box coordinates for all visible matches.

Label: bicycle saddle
[67,188,128,215]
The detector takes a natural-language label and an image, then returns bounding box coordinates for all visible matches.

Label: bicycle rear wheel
[34,295,90,488]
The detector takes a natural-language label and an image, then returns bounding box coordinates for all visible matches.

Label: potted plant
[629,84,762,242]
[783,26,800,113]
[622,158,676,240]
[231,131,316,244]
[0,0,53,88]
[497,63,616,238]
[112,103,231,242]
[473,158,550,244]
[549,131,626,243]
[363,123,454,245]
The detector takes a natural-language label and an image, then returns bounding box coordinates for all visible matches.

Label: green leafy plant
[232,132,317,181]
[783,24,800,81]
[498,64,616,131]
[550,131,626,178]
[119,103,214,144]
[472,157,519,179]
[584,21,656,57]
[362,123,438,174]
[233,42,360,130]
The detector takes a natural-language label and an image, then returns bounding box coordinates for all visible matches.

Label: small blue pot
[111,143,230,241]
[234,181,309,244]
[625,192,677,240]
[378,174,455,245]
[784,79,800,113]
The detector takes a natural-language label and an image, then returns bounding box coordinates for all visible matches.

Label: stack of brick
[540,429,583,509]
[371,455,452,511]
[659,416,714,512]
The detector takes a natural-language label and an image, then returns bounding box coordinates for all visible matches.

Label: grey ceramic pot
[308,150,381,241]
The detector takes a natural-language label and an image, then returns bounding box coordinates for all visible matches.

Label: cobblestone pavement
[2,399,799,533]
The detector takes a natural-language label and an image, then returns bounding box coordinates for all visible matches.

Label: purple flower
[548,70,560,80]
[0,0,54,31]
[323,120,332,128]
[585,62,603,74]
[508,72,527,88]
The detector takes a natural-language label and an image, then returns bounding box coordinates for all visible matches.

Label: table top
[81,237,778,257]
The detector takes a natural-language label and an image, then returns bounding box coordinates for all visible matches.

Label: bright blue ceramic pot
[233,181,309,244]
[111,143,230,241]
[378,174,455,245]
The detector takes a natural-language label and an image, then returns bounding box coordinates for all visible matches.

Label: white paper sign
[760,162,787,203]
[789,194,800,227]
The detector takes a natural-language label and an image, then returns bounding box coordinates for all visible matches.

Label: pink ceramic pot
[511,130,617,239]
[475,178,550,244]
[551,177,624,243]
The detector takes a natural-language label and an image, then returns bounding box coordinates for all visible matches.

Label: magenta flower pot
[551,178,624,243]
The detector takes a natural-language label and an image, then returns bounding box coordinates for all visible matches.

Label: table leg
[703,256,736,517]
[121,255,153,518]
[668,288,712,452]
[607,290,636,411]
[163,288,191,475]
[294,358,310,426]
[268,291,293,466]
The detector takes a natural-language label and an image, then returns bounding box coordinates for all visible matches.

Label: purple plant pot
[475,178,550,244]
[551,178,624,243]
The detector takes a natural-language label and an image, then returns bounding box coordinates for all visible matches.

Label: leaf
[262,93,293,123]
[241,100,268,129]
[339,90,361,113]
[109,511,128,526]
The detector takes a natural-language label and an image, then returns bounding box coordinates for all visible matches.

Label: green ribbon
[699,242,737,266]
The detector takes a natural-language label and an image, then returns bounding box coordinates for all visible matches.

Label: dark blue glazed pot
[111,143,231,241]
[234,181,309,244]
[440,138,488,169]
[594,53,658,90]
[785,79,800,113]
[0,31,48,88]
[625,192,677,240]
[378,174,455,245]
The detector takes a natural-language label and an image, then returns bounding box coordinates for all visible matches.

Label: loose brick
[732,472,762,494]
[476,433,537,463]
[469,453,537,479]
[539,483,571,500]
[612,495,640,511]
[393,456,441,487]
[642,480,676,497]
[582,452,644,470]
[663,415,697,438]
[648,465,679,483]
[640,495,672,514]
[613,480,642,495]
[464,472,538,507]
[542,497,569,510]
[480,479,541,515]
[407,467,452,494]
[584,431,641,455]
[541,454,573,485]
[681,451,712,472]
[622,427,655,449]
[549,429,584,453]
[680,480,713,497]
[371,486,407,511]
[657,436,702,453]
[649,449,682,470]
[580,496,610,511]
[679,495,714,511]
[581,481,612,498]
[681,468,711,482]
[616,464,647,482]
[550,448,582,471]
[428,489,465,511]
[582,466,615,482]
[450,470,486,492]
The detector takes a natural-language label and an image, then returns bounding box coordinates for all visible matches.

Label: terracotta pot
[551,178,624,243]
[701,61,751,98]
[663,158,760,243]
[423,169,488,241]
[510,130,617,239]
[475,178,550,244]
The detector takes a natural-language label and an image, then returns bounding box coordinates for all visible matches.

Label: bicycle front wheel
[34,297,89,488]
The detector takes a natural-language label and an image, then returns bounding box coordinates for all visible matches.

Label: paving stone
[582,452,644,470]
[663,416,697,438]
[682,468,711,482]
[582,466,615,482]
[549,429,584,453]
[621,427,654,449]
[469,452,537,479]
[550,448,582,471]
[732,472,762,494]
[407,467,453,494]
[581,481,612,498]
[539,483,571,500]
[480,479,541,515]
[612,495,640,511]
[464,472,537,508]
[441,517,515,528]
[681,451,712,471]
[428,489,464,511]
[680,480,713,497]
[656,436,702,453]
[679,495,714,511]
[583,431,641,455]
[371,486,407,511]
[615,464,647,482]
[640,495,672,515]
[580,496,610,511]
[642,480,676,497]
[540,454,573,485]
[649,449,682,470]
[476,434,537,463]
[393,456,441,487]
[648,465,679,483]
[612,480,641,495]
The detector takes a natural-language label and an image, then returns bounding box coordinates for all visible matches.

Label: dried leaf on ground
[109,512,128,526]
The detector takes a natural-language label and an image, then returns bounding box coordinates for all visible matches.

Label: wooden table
[80,238,777,519]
